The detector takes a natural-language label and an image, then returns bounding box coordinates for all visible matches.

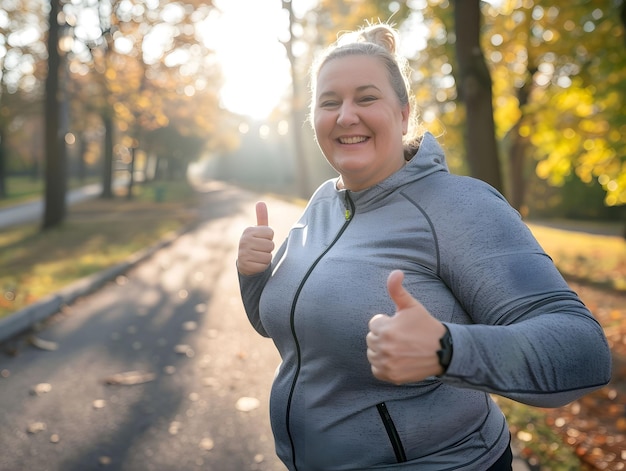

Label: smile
[338,136,368,144]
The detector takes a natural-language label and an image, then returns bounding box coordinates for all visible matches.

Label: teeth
[339,136,367,144]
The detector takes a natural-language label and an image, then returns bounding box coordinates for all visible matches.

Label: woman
[237,23,611,471]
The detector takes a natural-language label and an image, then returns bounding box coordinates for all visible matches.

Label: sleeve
[238,268,272,337]
[434,178,611,408]
[237,240,288,338]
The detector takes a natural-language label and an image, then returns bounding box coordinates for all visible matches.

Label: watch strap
[436,325,453,373]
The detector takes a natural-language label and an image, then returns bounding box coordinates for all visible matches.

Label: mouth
[337,136,368,145]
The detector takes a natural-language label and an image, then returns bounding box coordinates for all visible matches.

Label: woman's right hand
[237,202,275,276]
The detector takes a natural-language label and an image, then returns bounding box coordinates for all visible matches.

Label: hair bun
[360,25,398,55]
[337,23,398,55]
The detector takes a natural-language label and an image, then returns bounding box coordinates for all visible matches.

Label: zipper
[344,191,354,220]
[285,191,355,470]
[376,402,407,463]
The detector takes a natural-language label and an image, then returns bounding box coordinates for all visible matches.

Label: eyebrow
[317,84,382,100]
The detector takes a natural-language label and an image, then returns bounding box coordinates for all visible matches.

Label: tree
[482,0,625,212]
[282,0,311,199]
[397,0,624,216]
[454,0,503,193]
[52,0,223,200]
[95,0,221,188]
[42,0,66,229]
[0,0,47,199]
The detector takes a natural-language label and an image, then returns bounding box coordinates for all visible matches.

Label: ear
[401,103,410,135]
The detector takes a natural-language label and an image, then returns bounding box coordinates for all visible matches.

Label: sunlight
[199,0,293,120]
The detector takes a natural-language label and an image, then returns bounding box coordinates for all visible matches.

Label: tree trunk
[43,0,67,230]
[508,70,534,213]
[621,0,626,40]
[101,113,114,198]
[126,147,135,200]
[77,132,87,182]
[454,0,503,193]
[283,0,311,199]
[0,129,6,199]
[509,125,527,212]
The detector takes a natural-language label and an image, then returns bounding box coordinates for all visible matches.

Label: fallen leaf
[182,321,198,331]
[29,337,58,351]
[93,399,106,409]
[104,371,156,385]
[236,397,260,412]
[199,437,214,451]
[174,344,194,357]
[27,422,46,434]
[30,383,52,396]
[115,276,127,285]
[168,421,182,435]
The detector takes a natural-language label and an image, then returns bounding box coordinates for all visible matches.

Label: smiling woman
[199,0,293,119]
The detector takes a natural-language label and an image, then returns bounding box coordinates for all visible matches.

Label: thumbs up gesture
[237,202,275,276]
[366,270,448,384]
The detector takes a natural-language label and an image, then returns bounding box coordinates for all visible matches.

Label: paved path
[0,182,532,470]
[0,185,293,470]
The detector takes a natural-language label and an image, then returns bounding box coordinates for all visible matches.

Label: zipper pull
[344,191,354,221]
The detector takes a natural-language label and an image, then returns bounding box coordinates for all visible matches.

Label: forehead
[315,54,390,95]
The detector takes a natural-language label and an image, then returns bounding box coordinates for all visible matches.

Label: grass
[0,180,198,317]
[0,175,99,208]
[493,396,588,470]
[527,223,626,292]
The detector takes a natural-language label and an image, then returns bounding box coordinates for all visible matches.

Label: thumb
[387,270,419,311]
[256,201,269,226]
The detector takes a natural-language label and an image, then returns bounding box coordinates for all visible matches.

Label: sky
[201,0,317,120]
[200,0,434,120]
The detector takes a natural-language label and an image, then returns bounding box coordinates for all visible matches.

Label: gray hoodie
[239,133,611,470]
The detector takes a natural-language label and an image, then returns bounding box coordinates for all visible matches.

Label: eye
[359,95,378,104]
[319,100,340,109]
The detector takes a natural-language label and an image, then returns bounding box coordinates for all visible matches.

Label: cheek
[313,115,332,144]
[313,113,326,134]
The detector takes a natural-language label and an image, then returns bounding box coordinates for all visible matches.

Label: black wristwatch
[436,325,453,373]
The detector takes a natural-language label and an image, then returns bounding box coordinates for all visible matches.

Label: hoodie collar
[335,132,448,208]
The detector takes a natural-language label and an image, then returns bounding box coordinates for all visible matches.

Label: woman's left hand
[366,270,448,384]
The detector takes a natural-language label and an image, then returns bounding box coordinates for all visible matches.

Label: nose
[336,102,359,127]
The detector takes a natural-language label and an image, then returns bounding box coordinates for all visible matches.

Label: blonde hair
[309,23,423,158]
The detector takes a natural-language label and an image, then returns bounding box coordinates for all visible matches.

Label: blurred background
[1,0,624,224]
[1,0,625,469]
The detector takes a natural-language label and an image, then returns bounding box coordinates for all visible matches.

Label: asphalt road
[0,182,532,471]
[0,184,300,471]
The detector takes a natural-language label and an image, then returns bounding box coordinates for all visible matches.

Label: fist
[237,202,275,276]
[366,270,447,384]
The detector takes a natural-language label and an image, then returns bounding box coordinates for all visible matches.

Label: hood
[335,132,449,209]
